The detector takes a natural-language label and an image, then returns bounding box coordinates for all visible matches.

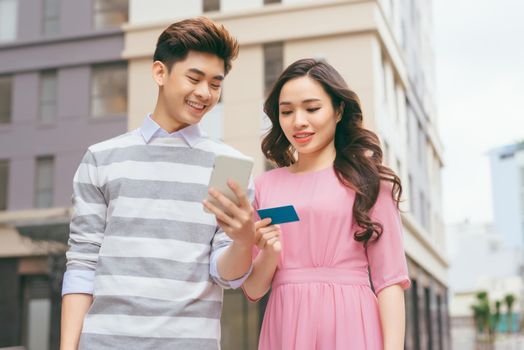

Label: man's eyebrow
[187,68,224,81]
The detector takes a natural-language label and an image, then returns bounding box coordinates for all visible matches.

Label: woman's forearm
[242,251,279,300]
[377,284,406,350]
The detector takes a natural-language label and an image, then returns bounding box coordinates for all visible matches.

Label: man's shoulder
[87,129,142,155]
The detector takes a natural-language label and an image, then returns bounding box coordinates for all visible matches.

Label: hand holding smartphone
[204,155,254,213]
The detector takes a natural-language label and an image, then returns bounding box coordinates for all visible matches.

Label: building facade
[0,0,129,348]
[0,0,449,349]
[123,0,449,349]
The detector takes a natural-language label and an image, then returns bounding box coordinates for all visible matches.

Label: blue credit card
[257,205,300,225]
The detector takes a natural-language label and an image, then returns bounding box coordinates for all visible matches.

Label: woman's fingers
[257,228,281,249]
[266,237,282,253]
[255,218,272,230]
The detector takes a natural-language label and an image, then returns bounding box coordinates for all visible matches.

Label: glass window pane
[91,63,127,117]
[203,0,220,12]
[43,18,59,35]
[41,71,57,102]
[0,0,18,42]
[93,0,128,30]
[35,157,54,208]
[27,298,51,350]
[0,75,12,123]
[40,103,56,123]
[0,160,8,210]
[40,71,57,122]
[43,0,60,35]
[43,0,59,17]
[264,42,283,95]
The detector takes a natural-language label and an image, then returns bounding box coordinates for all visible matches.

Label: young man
[61,18,257,350]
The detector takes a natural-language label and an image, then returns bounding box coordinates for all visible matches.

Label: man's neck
[151,103,187,133]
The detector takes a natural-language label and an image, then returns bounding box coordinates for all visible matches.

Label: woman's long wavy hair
[262,58,402,244]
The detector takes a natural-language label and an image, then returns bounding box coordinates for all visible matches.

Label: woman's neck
[291,143,336,173]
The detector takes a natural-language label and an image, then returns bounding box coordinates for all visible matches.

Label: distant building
[489,142,524,248]
[447,221,524,342]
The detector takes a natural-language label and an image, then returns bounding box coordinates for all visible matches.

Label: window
[424,287,433,350]
[411,280,421,349]
[383,140,390,165]
[40,70,57,123]
[263,42,283,95]
[0,160,8,210]
[417,121,424,163]
[405,97,411,144]
[0,75,12,124]
[21,275,51,350]
[203,0,220,12]
[382,53,388,103]
[35,156,54,208]
[42,0,60,35]
[90,62,127,117]
[93,0,128,30]
[419,191,425,228]
[0,0,17,42]
[408,174,415,214]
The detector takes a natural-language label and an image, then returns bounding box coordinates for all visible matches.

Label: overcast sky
[434,0,524,224]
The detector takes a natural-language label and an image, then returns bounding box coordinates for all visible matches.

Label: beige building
[124,0,449,349]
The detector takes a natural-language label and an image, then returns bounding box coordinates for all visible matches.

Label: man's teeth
[187,101,205,109]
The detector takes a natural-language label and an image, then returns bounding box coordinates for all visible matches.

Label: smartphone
[204,155,254,213]
[257,205,300,225]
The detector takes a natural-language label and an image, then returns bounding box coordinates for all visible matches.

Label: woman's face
[278,76,340,157]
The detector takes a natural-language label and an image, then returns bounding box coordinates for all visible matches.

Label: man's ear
[152,61,168,87]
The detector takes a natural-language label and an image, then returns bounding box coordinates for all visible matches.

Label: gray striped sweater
[63,119,253,350]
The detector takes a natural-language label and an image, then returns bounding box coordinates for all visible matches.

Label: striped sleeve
[62,150,107,296]
[209,176,255,289]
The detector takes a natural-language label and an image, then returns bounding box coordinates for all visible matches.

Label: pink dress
[251,166,410,350]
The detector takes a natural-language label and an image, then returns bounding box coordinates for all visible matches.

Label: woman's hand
[255,219,282,255]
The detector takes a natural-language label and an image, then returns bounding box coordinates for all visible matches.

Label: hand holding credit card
[256,205,300,225]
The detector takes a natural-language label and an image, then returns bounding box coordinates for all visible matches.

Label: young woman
[242,59,411,350]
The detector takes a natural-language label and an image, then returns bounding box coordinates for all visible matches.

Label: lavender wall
[0,0,127,211]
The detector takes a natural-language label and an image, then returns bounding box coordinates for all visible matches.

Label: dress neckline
[282,164,334,176]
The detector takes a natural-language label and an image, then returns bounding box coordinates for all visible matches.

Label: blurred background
[0,0,522,349]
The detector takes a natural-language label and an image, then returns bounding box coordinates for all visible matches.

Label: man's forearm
[60,293,93,350]
[217,242,252,281]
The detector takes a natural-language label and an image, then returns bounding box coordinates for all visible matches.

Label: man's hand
[203,179,257,247]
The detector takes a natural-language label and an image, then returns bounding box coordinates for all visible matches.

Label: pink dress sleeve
[366,183,411,295]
